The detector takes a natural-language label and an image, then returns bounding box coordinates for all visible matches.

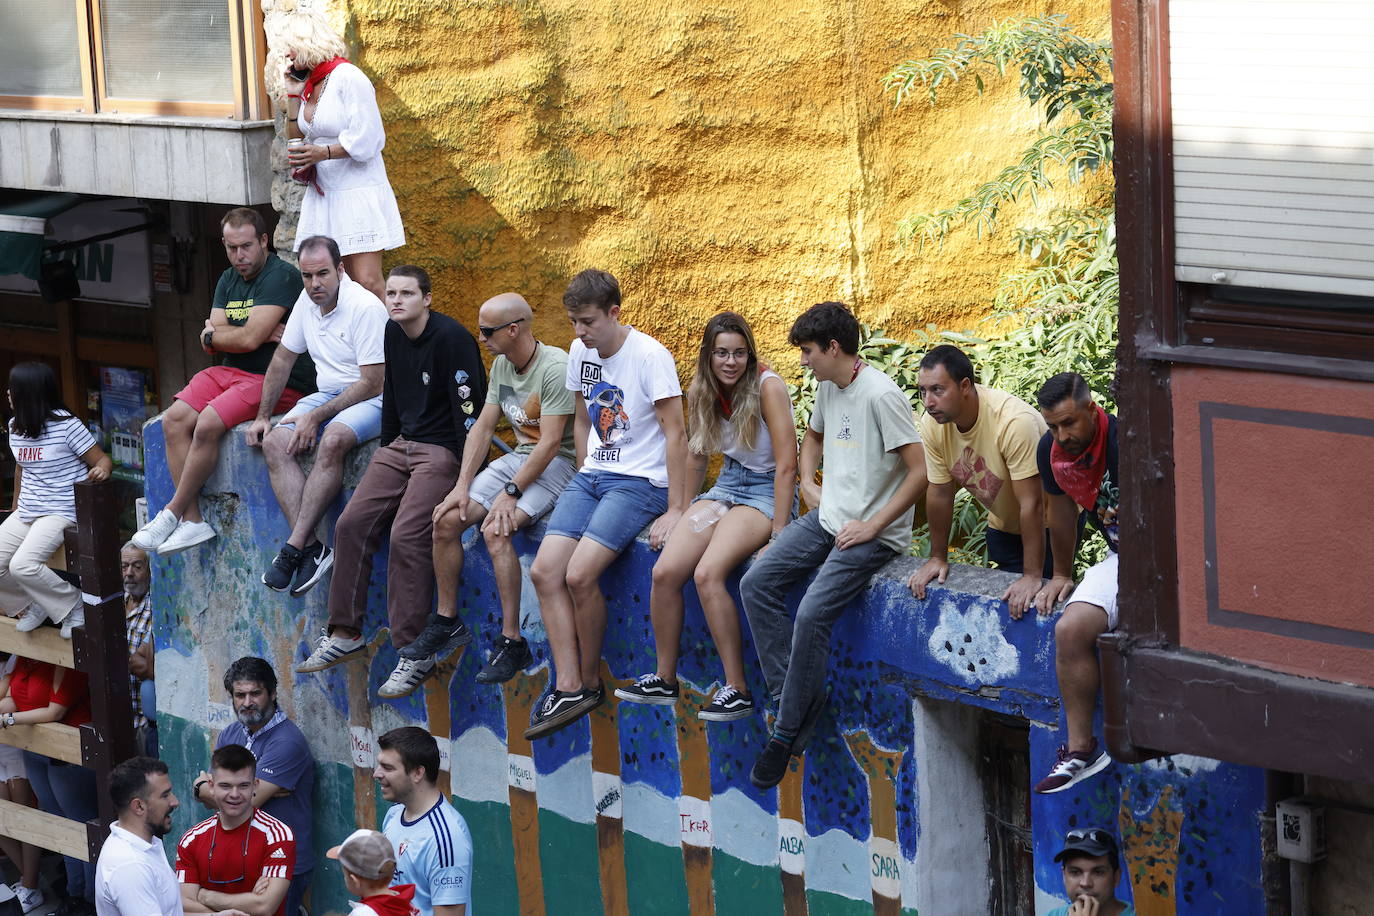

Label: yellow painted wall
[276,0,1107,373]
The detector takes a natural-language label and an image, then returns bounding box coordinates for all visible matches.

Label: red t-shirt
[175,811,296,916]
[357,885,420,916]
[8,658,90,726]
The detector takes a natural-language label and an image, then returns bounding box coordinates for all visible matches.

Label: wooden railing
[0,480,136,862]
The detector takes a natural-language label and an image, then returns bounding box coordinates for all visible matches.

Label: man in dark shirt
[1030,372,1120,794]
[133,207,313,556]
[297,266,486,700]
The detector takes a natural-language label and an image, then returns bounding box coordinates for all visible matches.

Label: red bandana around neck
[302,56,349,104]
[1049,404,1109,511]
[716,362,767,418]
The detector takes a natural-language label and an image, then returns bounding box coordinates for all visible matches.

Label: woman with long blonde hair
[616,312,797,720]
[277,10,404,301]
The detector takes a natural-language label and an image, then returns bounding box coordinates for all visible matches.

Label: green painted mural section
[624,831,690,914]
[453,798,519,916]
[309,760,363,916]
[710,848,785,912]
[536,808,603,915]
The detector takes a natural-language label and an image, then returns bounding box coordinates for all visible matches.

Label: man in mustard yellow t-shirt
[907,345,1050,618]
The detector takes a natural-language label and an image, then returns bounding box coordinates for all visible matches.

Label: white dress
[295,62,405,255]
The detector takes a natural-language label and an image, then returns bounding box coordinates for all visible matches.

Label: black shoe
[290,541,334,596]
[474,635,532,684]
[399,614,473,660]
[750,737,794,789]
[698,685,754,722]
[614,673,679,706]
[262,544,303,592]
[524,685,604,740]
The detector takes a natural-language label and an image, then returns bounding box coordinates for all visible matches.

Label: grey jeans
[740,510,896,740]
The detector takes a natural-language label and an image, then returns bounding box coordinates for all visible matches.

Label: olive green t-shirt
[485,342,576,462]
[212,254,315,394]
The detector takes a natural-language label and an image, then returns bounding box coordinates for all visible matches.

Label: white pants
[0,513,78,623]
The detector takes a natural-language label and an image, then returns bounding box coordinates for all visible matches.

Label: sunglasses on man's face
[478,318,526,338]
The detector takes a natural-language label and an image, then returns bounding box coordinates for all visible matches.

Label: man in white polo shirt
[96,756,248,916]
[246,234,387,597]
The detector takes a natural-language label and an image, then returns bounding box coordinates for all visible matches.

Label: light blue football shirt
[382,796,474,914]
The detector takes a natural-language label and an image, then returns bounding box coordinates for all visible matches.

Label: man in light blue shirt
[1046,827,1136,916]
[375,727,472,915]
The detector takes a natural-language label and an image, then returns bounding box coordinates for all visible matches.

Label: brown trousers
[327,438,459,648]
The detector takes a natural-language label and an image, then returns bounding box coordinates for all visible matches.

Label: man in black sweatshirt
[296,265,486,698]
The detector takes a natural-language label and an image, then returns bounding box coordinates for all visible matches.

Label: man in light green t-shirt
[401,293,578,686]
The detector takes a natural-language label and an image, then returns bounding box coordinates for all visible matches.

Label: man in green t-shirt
[389,292,577,693]
[133,208,312,556]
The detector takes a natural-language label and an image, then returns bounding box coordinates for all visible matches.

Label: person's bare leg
[161,400,200,491]
[166,406,229,523]
[694,506,770,690]
[529,535,582,692]
[563,538,623,689]
[342,251,385,303]
[1055,601,1110,753]
[288,425,357,549]
[6,778,40,889]
[262,425,306,532]
[646,505,718,684]
[433,503,487,619]
[482,510,531,640]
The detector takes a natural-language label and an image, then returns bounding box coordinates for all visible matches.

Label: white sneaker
[131,508,180,550]
[156,520,216,555]
[14,883,41,913]
[60,606,84,639]
[13,604,48,633]
[378,655,436,699]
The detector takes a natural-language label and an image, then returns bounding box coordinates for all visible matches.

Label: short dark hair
[210,743,257,776]
[109,756,169,811]
[919,344,978,385]
[388,264,431,296]
[298,235,343,267]
[563,269,621,312]
[788,302,859,355]
[1036,372,1092,410]
[223,657,277,696]
[221,207,269,239]
[378,727,440,785]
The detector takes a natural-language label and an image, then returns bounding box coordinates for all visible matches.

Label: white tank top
[720,370,789,473]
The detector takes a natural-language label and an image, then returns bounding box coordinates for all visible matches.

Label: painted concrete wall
[146,417,1267,915]
[260,0,1111,370]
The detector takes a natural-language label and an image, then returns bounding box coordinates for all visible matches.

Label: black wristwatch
[504,481,523,498]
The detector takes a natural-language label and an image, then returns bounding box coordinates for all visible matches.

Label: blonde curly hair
[264,8,348,101]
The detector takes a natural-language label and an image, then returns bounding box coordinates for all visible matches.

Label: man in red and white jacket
[176,744,295,916]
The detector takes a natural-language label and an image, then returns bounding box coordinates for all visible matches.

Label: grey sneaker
[262,544,303,592]
[289,542,334,597]
[379,655,436,698]
[296,630,366,673]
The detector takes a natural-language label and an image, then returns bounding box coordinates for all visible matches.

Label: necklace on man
[850,357,864,383]
[515,341,539,375]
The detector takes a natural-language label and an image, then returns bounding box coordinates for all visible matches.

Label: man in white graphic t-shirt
[524,269,688,739]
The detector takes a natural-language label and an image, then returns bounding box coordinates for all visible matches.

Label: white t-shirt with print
[9,413,96,523]
[565,328,681,488]
[280,275,387,392]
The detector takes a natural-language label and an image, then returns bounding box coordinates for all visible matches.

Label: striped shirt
[383,796,473,915]
[9,413,95,522]
[125,594,153,729]
[175,810,295,916]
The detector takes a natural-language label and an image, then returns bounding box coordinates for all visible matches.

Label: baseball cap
[326,829,396,880]
[1053,827,1120,865]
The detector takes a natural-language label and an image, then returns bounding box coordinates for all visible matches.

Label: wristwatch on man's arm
[504,481,522,499]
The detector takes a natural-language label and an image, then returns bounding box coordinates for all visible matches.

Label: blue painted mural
[145,417,1267,915]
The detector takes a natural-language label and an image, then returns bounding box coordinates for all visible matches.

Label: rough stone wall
[260,0,1108,372]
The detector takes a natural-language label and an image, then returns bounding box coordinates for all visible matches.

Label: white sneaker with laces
[156,519,216,555]
[14,883,42,913]
[60,606,84,639]
[379,655,436,699]
[131,508,180,550]
[13,603,48,633]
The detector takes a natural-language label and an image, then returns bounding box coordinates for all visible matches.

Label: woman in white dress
[280,11,404,301]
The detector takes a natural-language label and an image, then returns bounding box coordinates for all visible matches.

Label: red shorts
[175,366,303,427]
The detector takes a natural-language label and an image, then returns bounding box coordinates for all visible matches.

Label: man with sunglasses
[297,266,486,699]
[1049,827,1135,915]
[407,293,577,690]
[177,744,295,916]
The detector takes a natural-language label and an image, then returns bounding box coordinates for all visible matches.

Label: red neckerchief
[360,884,419,916]
[302,56,349,104]
[1049,404,1109,511]
[716,362,767,418]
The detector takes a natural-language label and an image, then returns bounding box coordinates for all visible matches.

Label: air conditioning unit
[1275,798,1326,863]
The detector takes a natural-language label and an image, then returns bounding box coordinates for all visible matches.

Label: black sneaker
[474,635,532,684]
[524,685,604,740]
[749,737,794,789]
[614,673,679,706]
[290,542,334,597]
[262,544,303,592]
[399,614,473,660]
[698,685,754,722]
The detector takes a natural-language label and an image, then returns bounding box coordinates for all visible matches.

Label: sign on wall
[0,199,152,306]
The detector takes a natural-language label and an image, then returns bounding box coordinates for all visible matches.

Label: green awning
[0,192,86,281]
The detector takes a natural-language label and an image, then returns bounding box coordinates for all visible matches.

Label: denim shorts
[695,456,795,522]
[544,470,668,553]
[277,389,384,443]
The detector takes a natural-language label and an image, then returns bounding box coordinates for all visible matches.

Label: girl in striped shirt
[3,362,111,638]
